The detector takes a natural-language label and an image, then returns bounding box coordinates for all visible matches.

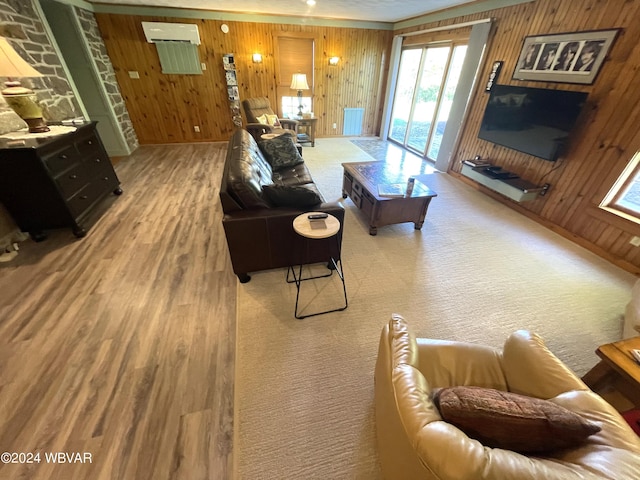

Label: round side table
[288,212,347,319]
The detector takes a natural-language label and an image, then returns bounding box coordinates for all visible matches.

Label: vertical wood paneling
[95,14,392,144]
[396,0,640,272]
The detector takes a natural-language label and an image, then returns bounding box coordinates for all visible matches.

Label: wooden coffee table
[342,161,437,235]
[582,336,640,407]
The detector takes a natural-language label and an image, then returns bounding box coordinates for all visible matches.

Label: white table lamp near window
[290,73,309,118]
[0,37,49,133]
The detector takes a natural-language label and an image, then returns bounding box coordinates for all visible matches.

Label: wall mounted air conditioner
[142,22,201,45]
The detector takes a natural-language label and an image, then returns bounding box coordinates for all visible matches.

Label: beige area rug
[234,138,636,479]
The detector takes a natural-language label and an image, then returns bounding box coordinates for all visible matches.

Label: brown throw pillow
[258,135,304,169]
[262,183,322,208]
[432,386,601,453]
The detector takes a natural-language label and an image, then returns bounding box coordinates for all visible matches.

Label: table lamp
[0,37,49,133]
[290,73,309,118]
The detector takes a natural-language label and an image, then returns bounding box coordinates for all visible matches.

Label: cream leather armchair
[375,314,640,480]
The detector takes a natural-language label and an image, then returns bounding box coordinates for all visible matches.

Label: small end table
[288,212,347,319]
[582,336,640,407]
[295,117,317,146]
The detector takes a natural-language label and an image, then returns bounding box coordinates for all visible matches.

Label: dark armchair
[242,97,299,141]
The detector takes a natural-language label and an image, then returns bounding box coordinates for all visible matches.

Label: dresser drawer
[67,180,110,218]
[351,191,362,209]
[56,162,91,199]
[43,145,81,175]
[76,134,101,157]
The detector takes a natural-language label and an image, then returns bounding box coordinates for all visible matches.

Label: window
[281,96,312,118]
[600,151,640,222]
[275,36,314,118]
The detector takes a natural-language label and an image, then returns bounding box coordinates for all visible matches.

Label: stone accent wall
[0,0,81,135]
[75,7,139,152]
[0,0,138,246]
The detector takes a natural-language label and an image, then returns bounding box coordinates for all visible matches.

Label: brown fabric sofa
[220,128,344,283]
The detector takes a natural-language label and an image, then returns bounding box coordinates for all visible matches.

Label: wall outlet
[193,126,200,133]
[630,236,640,247]
[201,63,206,70]
[540,183,551,196]
[128,71,140,79]
[332,123,337,129]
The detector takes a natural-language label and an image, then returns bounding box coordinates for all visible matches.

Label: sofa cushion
[272,162,315,186]
[258,135,304,169]
[266,114,280,126]
[256,114,281,126]
[432,386,601,453]
[262,183,323,208]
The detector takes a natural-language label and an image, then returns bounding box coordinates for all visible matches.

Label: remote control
[631,349,640,364]
[308,213,328,220]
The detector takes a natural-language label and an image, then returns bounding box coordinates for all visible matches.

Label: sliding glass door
[389,43,467,161]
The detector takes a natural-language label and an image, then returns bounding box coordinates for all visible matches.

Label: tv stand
[460,160,544,203]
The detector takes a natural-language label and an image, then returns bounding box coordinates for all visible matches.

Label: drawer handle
[87,140,93,145]
[95,158,101,163]
[69,174,77,179]
[103,176,110,181]
[59,154,68,159]
[80,195,88,200]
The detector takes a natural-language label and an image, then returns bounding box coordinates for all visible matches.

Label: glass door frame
[388,40,467,161]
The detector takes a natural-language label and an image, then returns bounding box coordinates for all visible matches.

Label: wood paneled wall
[94,14,392,144]
[397,0,640,273]
[95,1,640,273]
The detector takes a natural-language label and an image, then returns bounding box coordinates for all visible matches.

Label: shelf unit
[223,53,242,128]
[460,161,544,203]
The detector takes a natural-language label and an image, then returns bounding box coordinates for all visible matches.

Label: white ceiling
[87,0,478,23]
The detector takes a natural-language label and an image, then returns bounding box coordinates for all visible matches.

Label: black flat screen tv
[478,85,588,161]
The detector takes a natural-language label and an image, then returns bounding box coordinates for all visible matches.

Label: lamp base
[25,117,50,133]
[297,89,304,117]
[2,83,49,134]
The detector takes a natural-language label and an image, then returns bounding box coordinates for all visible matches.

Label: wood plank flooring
[0,142,236,480]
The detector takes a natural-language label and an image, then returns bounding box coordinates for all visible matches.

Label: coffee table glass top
[343,161,436,198]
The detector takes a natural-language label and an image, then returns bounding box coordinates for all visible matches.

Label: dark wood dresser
[0,122,122,240]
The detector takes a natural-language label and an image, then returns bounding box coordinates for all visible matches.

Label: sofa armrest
[245,123,274,140]
[245,123,297,140]
[279,118,298,130]
[501,330,588,399]
[222,203,345,279]
[223,202,344,222]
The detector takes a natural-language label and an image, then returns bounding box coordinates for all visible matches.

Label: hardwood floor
[0,143,236,480]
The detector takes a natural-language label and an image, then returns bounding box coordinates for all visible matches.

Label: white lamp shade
[290,73,309,90]
[0,37,43,79]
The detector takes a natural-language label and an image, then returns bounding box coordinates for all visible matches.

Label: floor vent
[343,108,364,135]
